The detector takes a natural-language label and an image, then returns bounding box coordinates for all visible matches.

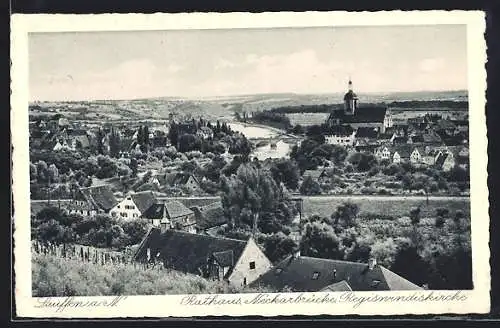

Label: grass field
[32,253,270,297]
[285,113,330,126]
[301,196,470,219]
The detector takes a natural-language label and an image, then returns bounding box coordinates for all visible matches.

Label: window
[312,272,320,280]
[120,212,128,218]
[125,205,135,210]
[249,261,256,270]
[117,205,120,209]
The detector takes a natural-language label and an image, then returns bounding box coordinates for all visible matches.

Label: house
[435,152,456,171]
[392,136,408,145]
[355,127,379,140]
[326,80,392,133]
[58,117,70,128]
[409,135,424,144]
[410,147,423,165]
[192,203,228,235]
[53,138,72,151]
[421,149,443,166]
[374,146,392,161]
[249,255,422,292]
[133,229,272,287]
[392,145,412,164]
[167,173,202,192]
[354,140,379,153]
[196,127,214,140]
[143,200,196,233]
[109,191,157,220]
[68,185,118,216]
[325,126,355,146]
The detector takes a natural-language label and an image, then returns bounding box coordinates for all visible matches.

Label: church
[326,80,393,133]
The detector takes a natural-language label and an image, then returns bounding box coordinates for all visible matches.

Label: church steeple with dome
[343,79,358,115]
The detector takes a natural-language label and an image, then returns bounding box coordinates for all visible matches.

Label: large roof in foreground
[250,255,422,292]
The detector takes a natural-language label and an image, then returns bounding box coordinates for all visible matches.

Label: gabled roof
[355,127,379,139]
[303,169,325,180]
[328,106,387,124]
[193,204,228,230]
[212,250,235,268]
[320,280,353,292]
[78,185,118,211]
[435,153,453,167]
[250,256,421,292]
[73,135,90,148]
[326,125,354,136]
[393,145,413,158]
[142,203,165,220]
[392,136,408,144]
[131,191,157,214]
[133,228,247,275]
[164,200,194,219]
[411,135,424,143]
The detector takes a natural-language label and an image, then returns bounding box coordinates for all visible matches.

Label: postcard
[11,11,489,317]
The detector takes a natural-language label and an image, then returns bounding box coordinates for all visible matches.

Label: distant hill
[29,90,467,121]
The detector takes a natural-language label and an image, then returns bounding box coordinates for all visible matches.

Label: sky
[29,25,468,101]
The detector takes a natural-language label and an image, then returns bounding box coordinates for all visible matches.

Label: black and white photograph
[12,11,489,317]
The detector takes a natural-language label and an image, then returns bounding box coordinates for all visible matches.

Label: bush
[435,217,446,228]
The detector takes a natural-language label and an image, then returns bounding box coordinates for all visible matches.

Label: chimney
[368,258,377,270]
[333,268,337,281]
[292,249,301,259]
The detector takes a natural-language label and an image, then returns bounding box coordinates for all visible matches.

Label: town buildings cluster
[322,80,469,172]
[29,81,469,293]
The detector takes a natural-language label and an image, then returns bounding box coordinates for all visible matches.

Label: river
[228,122,295,160]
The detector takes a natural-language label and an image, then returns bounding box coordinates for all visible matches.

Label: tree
[96,128,105,155]
[300,221,344,260]
[410,207,421,225]
[129,158,138,177]
[178,134,202,153]
[262,232,298,263]
[331,202,360,229]
[391,244,430,287]
[30,163,38,181]
[36,160,49,183]
[109,128,121,158]
[299,176,322,196]
[269,159,300,190]
[221,163,293,233]
[47,164,59,184]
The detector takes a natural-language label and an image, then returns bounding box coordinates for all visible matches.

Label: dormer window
[312,272,320,280]
[275,268,283,275]
[371,280,381,287]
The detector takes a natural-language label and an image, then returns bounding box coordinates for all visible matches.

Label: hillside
[32,253,272,296]
[29,90,468,121]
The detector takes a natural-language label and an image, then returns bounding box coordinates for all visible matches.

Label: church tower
[343,79,358,115]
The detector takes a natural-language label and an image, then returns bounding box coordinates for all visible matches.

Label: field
[301,195,470,219]
[285,113,330,126]
[32,253,270,297]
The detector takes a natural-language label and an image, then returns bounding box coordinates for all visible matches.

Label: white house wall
[228,238,272,287]
[109,195,142,220]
